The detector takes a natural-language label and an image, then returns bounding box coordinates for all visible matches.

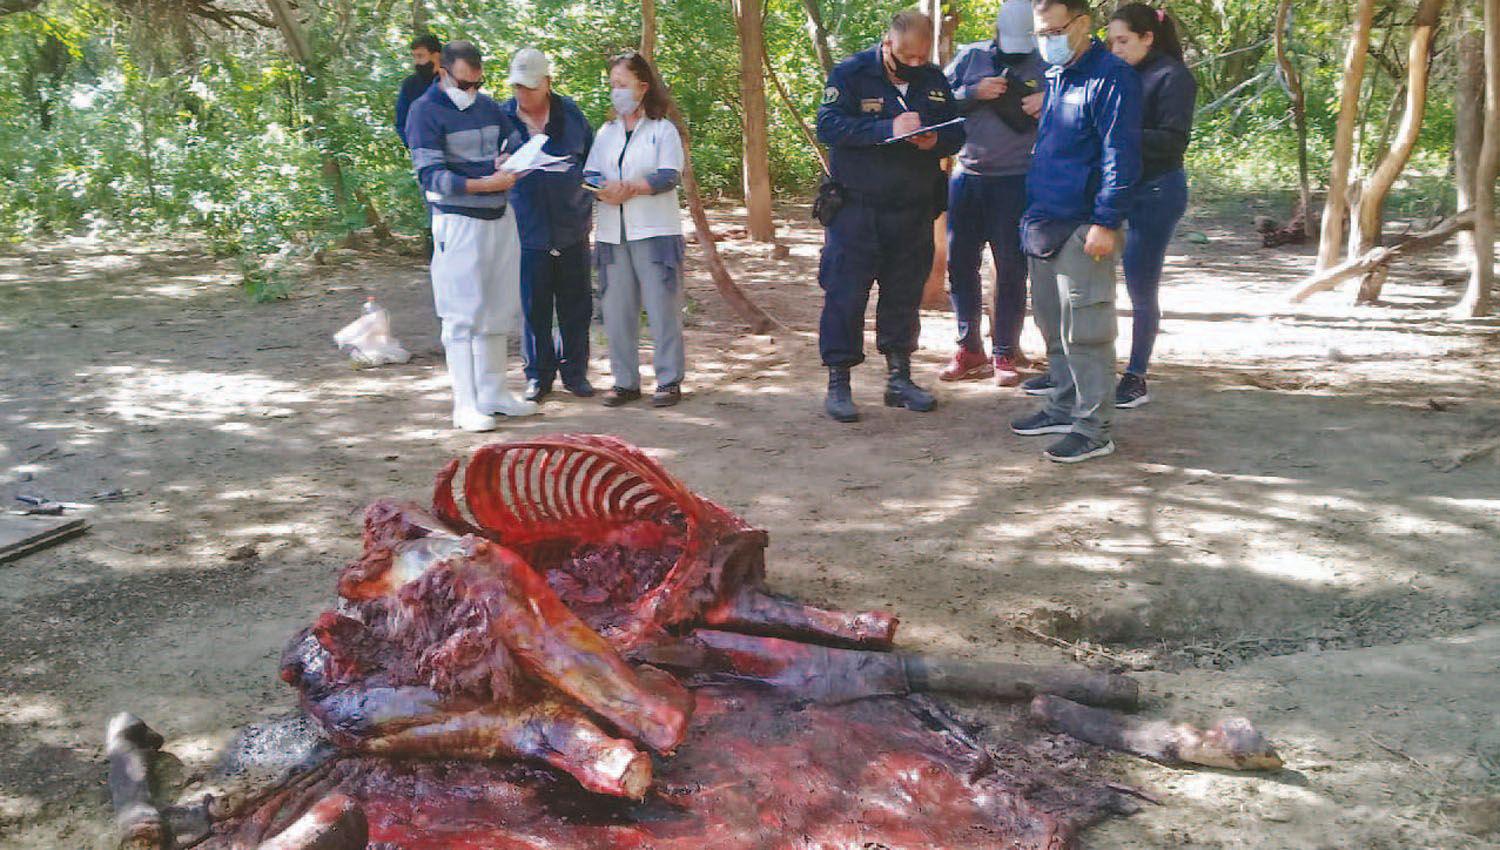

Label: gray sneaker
[1044,433,1116,464]
[1011,409,1073,436]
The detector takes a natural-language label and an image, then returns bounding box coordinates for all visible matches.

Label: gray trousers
[600,239,686,390]
[1029,225,1118,442]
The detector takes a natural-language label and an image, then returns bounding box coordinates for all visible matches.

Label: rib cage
[434,434,746,546]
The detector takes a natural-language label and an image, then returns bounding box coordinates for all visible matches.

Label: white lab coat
[586,116,685,244]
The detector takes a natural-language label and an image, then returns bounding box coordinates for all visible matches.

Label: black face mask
[884,44,925,82]
[415,61,436,79]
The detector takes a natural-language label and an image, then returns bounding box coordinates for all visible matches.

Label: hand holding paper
[500,134,573,177]
[880,116,965,145]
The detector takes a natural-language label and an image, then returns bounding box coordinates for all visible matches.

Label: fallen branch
[1433,430,1500,472]
[1290,210,1474,302]
[1011,623,1141,669]
[665,103,782,334]
[1030,695,1284,771]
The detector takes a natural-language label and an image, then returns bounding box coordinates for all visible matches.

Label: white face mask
[1038,33,1075,65]
[611,87,641,117]
[446,83,477,111]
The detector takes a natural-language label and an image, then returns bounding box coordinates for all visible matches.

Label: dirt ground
[2,200,1498,850]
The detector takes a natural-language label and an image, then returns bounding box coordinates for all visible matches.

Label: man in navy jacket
[502,48,597,401]
[395,34,441,149]
[1009,0,1141,463]
[815,8,964,424]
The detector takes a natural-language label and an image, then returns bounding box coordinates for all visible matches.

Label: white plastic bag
[333,298,411,367]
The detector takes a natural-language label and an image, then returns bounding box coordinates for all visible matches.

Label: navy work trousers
[520,242,592,387]
[818,201,934,369]
[946,172,1029,357]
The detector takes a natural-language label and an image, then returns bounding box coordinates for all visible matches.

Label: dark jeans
[520,242,591,386]
[1122,169,1188,377]
[946,172,1029,357]
[817,200,933,368]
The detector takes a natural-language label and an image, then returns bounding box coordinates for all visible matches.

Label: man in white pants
[405,40,537,431]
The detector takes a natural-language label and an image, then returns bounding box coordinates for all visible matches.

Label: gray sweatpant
[1029,225,1118,442]
[600,239,686,390]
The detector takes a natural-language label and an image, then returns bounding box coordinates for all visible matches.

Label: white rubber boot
[444,341,499,432]
[474,334,539,417]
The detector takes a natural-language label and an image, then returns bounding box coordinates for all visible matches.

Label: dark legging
[1121,168,1188,377]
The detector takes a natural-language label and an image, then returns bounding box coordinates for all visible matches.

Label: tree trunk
[798,0,834,78]
[1352,0,1445,302]
[638,0,776,331]
[640,0,657,62]
[1316,0,1376,272]
[1274,0,1314,238]
[265,0,387,235]
[412,0,426,35]
[921,0,958,310]
[1454,19,1482,272]
[734,0,775,242]
[1457,0,1499,316]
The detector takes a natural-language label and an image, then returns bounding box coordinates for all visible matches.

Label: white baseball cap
[508,48,551,88]
[996,0,1036,53]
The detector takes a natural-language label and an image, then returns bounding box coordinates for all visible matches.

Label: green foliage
[0,0,1465,256]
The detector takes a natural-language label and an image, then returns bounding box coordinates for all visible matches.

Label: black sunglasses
[451,76,484,91]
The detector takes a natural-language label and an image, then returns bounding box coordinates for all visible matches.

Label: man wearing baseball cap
[503,48,599,401]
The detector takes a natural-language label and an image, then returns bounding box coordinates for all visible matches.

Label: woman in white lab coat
[584,51,688,408]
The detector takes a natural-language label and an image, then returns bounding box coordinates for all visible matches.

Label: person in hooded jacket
[940,0,1047,387]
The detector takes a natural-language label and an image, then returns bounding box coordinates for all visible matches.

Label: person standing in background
[503,48,597,402]
[395,34,442,149]
[397,34,442,258]
[407,40,537,431]
[1107,4,1196,409]
[940,0,1045,387]
[585,51,689,409]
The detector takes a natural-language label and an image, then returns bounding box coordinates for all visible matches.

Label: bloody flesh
[256,437,1122,847]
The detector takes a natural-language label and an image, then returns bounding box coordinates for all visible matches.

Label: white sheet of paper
[501,134,571,176]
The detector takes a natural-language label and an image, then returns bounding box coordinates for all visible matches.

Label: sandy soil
[1,201,1498,849]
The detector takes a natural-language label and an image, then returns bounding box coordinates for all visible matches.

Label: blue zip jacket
[394,71,435,148]
[816,44,964,205]
[406,85,524,220]
[502,93,596,252]
[1024,40,1142,229]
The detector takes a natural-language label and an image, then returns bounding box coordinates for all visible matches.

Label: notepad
[880,116,966,145]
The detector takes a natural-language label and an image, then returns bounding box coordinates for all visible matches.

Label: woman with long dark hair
[584,51,688,408]
[1107,3,1196,409]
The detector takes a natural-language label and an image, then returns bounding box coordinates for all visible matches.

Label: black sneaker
[563,377,596,398]
[1116,373,1150,409]
[1010,409,1074,436]
[1021,373,1055,396]
[524,379,552,402]
[1044,433,1116,464]
[602,387,641,407]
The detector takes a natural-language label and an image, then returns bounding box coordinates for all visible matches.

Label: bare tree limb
[1290,210,1473,302]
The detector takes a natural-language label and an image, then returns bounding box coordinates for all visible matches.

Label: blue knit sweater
[405,85,524,219]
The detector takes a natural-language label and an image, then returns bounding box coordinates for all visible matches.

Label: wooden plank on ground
[0,514,88,564]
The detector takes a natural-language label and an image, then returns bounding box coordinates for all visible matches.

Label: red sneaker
[939,348,994,381]
[993,353,1026,387]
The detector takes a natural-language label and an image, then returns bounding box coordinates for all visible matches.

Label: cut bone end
[1184,717,1284,771]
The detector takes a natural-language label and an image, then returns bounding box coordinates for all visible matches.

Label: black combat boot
[825,366,859,423]
[884,352,936,412]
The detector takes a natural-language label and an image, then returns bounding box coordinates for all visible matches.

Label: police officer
[816,9,965,423]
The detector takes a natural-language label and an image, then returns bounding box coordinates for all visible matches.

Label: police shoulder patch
[823,86,841,105]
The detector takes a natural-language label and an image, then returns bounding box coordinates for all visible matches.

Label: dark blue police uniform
[815,45,964,369]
